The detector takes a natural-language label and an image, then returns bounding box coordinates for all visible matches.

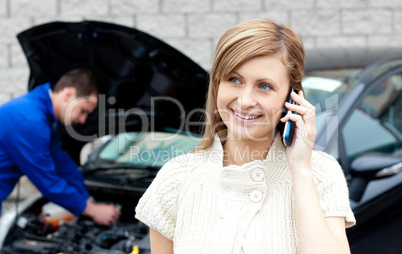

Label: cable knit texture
[135,134,356,253]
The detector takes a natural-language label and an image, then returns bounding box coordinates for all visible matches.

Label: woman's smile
[231,108,263,122]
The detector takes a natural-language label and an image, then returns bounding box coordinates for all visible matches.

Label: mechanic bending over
[0,68,120,226]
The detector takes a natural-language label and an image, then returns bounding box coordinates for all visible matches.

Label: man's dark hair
[53,68,99,97]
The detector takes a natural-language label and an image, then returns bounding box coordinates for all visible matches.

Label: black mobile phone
[283,88,297,146]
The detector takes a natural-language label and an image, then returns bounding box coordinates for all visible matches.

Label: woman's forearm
[291,168,351,254]
[150,228,174,254]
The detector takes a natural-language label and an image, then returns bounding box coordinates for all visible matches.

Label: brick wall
[0,0,401,103]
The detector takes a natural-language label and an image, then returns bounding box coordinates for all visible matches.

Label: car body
[304,47,402,253]
[0,131,201,254]
[0,20,207,254]
[1,20,402,254]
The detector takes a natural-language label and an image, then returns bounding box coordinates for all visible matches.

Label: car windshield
[94,131,201,168]
[303,68,362,133]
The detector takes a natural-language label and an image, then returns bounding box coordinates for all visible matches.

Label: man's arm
[2,121,88,215]
[49,131,90,200]
[3,122,121,225]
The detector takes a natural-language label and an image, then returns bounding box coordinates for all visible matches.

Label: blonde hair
[196,18,305,150]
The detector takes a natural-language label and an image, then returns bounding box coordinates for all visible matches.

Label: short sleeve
[311,151,356,228]
[135,158,185,240]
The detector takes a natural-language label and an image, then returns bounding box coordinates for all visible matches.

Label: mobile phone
[283,88,297,147]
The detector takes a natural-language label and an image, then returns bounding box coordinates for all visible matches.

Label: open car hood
[17,21,208,163]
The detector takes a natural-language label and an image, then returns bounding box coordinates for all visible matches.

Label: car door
[341,69,402,254]
[342,72,402,162]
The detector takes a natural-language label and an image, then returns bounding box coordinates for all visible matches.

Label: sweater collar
[209,131,287,166]
[204,133,291,201]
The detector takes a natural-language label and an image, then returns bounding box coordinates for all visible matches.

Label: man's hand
[82,199,121,226]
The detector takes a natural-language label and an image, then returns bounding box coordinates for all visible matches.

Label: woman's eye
[229,77,240,84]
[259,84,271,90]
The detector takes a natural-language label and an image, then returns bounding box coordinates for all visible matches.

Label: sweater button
[249,190,263,202]
[251,168,265,181]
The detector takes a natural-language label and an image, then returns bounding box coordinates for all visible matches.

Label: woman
[135,18,355,253]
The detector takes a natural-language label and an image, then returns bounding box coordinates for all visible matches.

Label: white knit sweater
[135,134,356,253]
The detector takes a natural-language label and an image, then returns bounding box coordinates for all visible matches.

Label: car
[1,20,402,254]
[304,47,402,254]
[0,131,201,254]
[0,20,208,254]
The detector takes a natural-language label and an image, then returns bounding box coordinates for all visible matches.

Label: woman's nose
[237,87,257,108]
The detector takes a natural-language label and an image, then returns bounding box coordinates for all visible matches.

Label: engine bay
[1,197,151,254]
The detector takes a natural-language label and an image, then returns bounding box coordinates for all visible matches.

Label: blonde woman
[135,19,355,253]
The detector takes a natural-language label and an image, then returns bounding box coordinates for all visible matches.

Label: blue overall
[0,83,89,215]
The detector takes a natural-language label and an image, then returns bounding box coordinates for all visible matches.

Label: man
[0,68,120,226]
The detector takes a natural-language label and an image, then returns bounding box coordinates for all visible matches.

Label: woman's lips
[231,109,262,123]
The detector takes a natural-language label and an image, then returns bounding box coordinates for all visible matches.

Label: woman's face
[217,54,290,142]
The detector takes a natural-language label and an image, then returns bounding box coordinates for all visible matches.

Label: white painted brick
[60,0,108,16]
[0,93,11,105]
[0,18,32,44]
[0,1,401,106]
[0,44,8,68]
[369,0,402,7]
[34,15,85,26]
[316,36,366,48]
[82,15,134,28]
[0,68,29,95]
[213,0,262,12]
[212,27,311,58]
[368,35,402,47]
[11,88,27,98]
[10,0,57,17]
[316,0,367,8]
[291,9,340,36]
[300,37,315,49]
[199,62,212,72]
[111,0,158,14]
[11,44,28,68]
[188,14,237,39]
[212,37,221,53]
[164,38,212,70]
[35,16,132,32]
[162,0,209,13]
[263,0,314,9]
[0,0,7,17]
[137,14,185,38]
[396,11,402,35]
[239,11,289,26]
[342,10,392,35]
